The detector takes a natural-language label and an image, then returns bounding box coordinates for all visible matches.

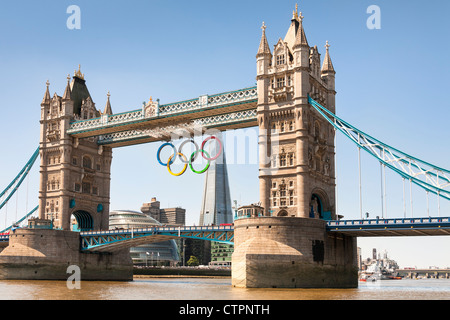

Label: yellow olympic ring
[167,153,188,177]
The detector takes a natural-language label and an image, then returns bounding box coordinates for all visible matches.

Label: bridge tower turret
[38,68,112,231]
[233,5,356,289]
[257,7,337,220]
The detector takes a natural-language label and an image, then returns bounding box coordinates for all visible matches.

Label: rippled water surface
[0,277,449,300]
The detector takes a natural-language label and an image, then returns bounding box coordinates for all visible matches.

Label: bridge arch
[310,189,332,221]
[71,210,94,231]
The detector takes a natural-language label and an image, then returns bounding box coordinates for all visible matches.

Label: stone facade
[231,6,357,289]
[0,228,132,280]
[257,8,336,219]
[232,217,358,288]
[39,68,113,231]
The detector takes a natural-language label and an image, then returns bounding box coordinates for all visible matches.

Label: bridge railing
[328,217,450,227]
[80,225,233,237]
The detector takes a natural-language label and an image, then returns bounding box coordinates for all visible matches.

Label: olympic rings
[178,139,199,163]
[157,143,177,166]
[167,153,188,177]
[157,136,222,176]
[201,136,223,161]
[189,150,210,174]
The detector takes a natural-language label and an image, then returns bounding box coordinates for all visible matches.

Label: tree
[187,255,200,267]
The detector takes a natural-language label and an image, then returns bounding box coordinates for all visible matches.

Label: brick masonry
[0,228,132,281]
[232,217,358,288]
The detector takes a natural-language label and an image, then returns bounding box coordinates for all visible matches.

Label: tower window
[82,156,92,169]
[276,77,285,88]
[289,154,294,166]
[276,54,285,66]
[82,182,91,194]
[280,154,287,167]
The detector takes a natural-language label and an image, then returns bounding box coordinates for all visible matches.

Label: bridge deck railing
[327,217,450,227]
[80,225,234,237]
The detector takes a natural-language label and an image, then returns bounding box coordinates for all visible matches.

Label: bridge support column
[0,228,133,281]
[232,217,358,288]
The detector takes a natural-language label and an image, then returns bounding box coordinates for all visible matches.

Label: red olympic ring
[201,136,223,161]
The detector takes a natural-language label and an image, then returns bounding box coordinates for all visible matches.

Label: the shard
[199,136,233,226]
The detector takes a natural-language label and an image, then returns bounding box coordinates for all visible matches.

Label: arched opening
[71,210,94,232]
[310,194,323,219]
[310,192,333,221]
[277,210,288,217]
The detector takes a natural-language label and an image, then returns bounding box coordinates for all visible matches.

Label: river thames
[0,277,449,300]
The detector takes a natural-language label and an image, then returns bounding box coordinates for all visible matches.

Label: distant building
[141,197,186,226]
[109,210,179,266]
[210,242,234,267]
[199,143,234,266]
[199,137,233,226]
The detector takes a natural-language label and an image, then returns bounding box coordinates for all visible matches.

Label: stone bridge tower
[38,67,113,231]
[257,8,337,220]
[232,6,357,289]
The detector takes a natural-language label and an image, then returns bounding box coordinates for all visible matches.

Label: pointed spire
[293,11,309,48]
[62,74,72,100]
[41,80,51,104]
[322,41,335,74]
[103,92,113,115]
[74,64,85,80]
[257,21,272,57]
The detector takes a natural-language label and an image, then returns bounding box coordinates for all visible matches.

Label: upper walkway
[66,87,257,148]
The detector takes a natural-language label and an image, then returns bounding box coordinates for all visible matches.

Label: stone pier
[232,217,358,288]
[0,228,132,281]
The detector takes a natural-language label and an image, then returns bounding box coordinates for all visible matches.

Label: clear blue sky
[1,0,450,268]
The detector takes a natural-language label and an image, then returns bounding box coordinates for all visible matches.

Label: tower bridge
[0,5,449,287]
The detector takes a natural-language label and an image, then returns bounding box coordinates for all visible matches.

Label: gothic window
[271,79,275,89]
[289,121,294,131]
[287,75,292,87]
[272,182,277,189]
[276,54,285,66]
[280,122,285,132]
[271,122,277,133]
[72,157,78,166]
[289,154,294,166]
[82,156,92,169]
[82,182,91,194]
[279,154,287,167]
[289,180,294,188]
[276,77,285,88]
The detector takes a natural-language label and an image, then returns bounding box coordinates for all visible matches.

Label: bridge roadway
[0,217,449,252]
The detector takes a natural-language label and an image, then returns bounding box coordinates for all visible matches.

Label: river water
[0,277,449,300]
